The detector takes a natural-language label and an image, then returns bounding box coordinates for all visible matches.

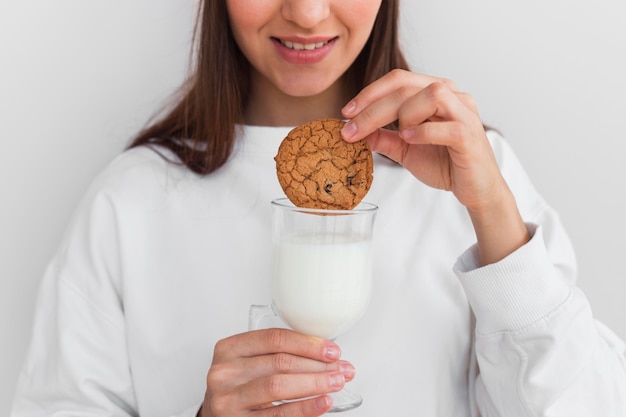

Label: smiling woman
[5,0,626,416]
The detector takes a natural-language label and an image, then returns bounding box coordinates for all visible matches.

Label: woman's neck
[244,72,351,127]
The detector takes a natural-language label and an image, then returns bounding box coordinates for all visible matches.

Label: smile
[272,37,336,65]
[274,37,336,51]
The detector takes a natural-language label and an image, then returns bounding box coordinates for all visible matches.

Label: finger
[256,395,333,417]
[362,128,410,165]
[214,328,341,362]
[457,91,479,114]
[341,69,458,119]
[240,371,346,408]
[397,82,469,127]
[205,389,332,417]
[225,355,355,382]
[342,81,470,143]
[405,120,468,144]
[342,84,423,142]
[362,126,449,165]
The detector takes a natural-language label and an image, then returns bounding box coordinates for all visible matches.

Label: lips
[272,36,337,64]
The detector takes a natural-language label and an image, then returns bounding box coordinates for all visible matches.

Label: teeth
[280,39,328,51]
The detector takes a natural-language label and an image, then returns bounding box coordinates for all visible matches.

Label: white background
[1,1,625,415]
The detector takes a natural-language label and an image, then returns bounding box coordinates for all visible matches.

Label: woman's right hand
[198,328,355,417]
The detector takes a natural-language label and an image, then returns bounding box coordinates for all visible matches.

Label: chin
[276,77,337,98]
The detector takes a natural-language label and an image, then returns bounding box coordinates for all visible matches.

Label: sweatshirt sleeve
[455,223,626,416]
[10,165,202,417]
[10,183,137,417]
[451,131,626,416]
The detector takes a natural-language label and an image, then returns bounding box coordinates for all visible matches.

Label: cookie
[275,118,374,210]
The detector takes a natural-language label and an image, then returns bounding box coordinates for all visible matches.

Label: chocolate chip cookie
[275,118,374,210]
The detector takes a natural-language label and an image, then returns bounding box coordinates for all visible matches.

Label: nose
[281,0,330,29]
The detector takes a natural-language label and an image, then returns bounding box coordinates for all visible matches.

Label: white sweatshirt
[11,126,626,417]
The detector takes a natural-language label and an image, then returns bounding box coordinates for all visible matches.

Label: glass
[250,197,378,412]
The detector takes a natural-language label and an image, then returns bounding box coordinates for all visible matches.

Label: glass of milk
[250,197,378,412]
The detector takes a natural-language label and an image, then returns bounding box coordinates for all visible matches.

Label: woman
[11,1,626,416]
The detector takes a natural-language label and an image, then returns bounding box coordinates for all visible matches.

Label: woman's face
[226,0,382,98]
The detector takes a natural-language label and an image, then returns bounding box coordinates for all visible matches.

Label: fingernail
[324,345,340,360]
[400,128,415,140]
[340,362,355,380]
[341,121,357,139]
[342,100,357,115]
[330,373,345,387]
[316,395,331,410]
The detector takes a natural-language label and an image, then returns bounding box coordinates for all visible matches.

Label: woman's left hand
[341,69,529,265]
[341,69,502,213]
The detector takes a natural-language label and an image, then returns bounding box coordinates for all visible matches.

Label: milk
[272,232,373,340]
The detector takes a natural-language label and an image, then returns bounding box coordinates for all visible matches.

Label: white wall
[399,0,626,346]
[0,1,197,414]
[1,1,624,415]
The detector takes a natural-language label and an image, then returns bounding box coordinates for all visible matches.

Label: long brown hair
[129,0,409,175]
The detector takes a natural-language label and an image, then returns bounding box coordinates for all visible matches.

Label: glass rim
[271,197,378,214]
